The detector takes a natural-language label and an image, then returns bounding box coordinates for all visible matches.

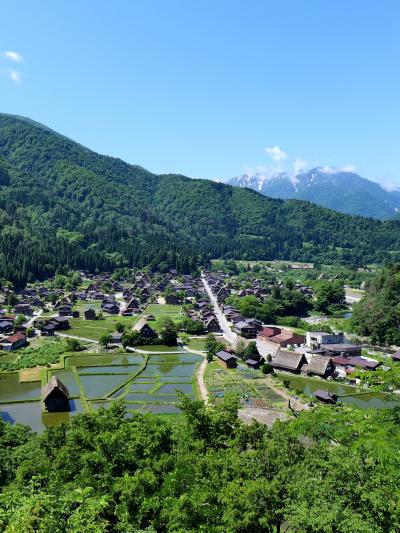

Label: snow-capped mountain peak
[229,167,400,219]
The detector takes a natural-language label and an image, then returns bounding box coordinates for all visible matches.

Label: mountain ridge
[0,113,400,286]
[229,167,400,219]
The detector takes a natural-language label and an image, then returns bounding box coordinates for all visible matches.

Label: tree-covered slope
[0,113,400,286]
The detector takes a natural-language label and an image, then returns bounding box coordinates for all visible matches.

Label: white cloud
[9,70,21,83]
[3,51,23,63]
[265,146,288,163]
[321,165,356,174]
[293,158,308,175]
[340,164,356,173]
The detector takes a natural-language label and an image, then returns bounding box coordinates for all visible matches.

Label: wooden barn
[42,376,70,412]
[216,350,238,369]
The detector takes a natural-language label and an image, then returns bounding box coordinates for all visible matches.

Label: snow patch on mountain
[229,167,400,220]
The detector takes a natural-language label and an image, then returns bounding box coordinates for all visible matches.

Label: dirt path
[197,358,209,404]
[55,332,98,344]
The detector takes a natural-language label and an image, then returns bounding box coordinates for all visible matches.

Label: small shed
[42,376,70,412]
[314,389,337,404]
[246,358,260,369]
[392,351,400,363]
[216,350,238,369]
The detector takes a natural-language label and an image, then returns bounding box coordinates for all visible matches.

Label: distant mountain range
[229,168,400,219]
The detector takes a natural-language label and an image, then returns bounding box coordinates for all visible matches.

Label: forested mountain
[1,113,400,286]
[230,167,400,219]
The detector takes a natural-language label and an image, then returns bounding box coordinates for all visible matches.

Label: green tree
[115,322,126,333]
[99,333,112,349]
[65,338,82,352]
[158,318,178,346]
[243,341,259,361]
[205,333,224,359]
[314,280,345,313]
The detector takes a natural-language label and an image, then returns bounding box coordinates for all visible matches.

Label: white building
[306,331,344,348]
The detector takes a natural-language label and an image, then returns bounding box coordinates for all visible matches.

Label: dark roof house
[42,376,70,412]
[272,350,307,373]
[216,350,238,369]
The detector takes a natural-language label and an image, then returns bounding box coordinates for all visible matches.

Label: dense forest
[352,263,400,344]
[1,114,400,286]
[0,397,399,532]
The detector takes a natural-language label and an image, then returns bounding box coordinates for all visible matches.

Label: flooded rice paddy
[279,375,400,409]
[0,350,202,432]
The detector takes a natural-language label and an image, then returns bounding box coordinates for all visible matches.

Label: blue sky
[1,0,399,185]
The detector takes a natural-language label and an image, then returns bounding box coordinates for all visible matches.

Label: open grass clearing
[144,303,183,331]
[68,315,138,340]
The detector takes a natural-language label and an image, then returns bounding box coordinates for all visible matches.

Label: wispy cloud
[9,70,21,83]
[321,165,356,174]
[293,158,308,175]
[265,146,288,163]
[3,51,23,63]
[1,50,24,83]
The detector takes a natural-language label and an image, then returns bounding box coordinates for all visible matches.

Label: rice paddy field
[0,348,203,432]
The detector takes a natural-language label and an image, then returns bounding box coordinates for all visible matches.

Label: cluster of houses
[203,272,313,339]
[202,271,386,386]
[186,298,221,333]
[270,331,380,383]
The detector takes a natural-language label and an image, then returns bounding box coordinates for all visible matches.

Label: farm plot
[204,362,286,408]
[0,349,203,432]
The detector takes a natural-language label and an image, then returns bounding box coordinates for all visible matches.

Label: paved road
[201,274,237,345]
[27,308,43,327]
[201,273,273,359]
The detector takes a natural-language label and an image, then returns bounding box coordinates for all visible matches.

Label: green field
[186,337,207,351]
[145,303,183,331]
[73,301,103,312]
[68,315,138,341]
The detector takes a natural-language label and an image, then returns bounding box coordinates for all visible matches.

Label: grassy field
[186,336,228,352]
[68,315,138,341]
[186,337,207,351]
[144,303,183,331]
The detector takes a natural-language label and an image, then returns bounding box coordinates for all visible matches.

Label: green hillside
[0,113,399,286]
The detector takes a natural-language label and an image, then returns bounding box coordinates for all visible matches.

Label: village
[0,260,397,431]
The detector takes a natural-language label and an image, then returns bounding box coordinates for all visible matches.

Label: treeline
[225,280,345,324]
[1,113,400,286]
[352,263,400,344]
[0,398,399,531]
